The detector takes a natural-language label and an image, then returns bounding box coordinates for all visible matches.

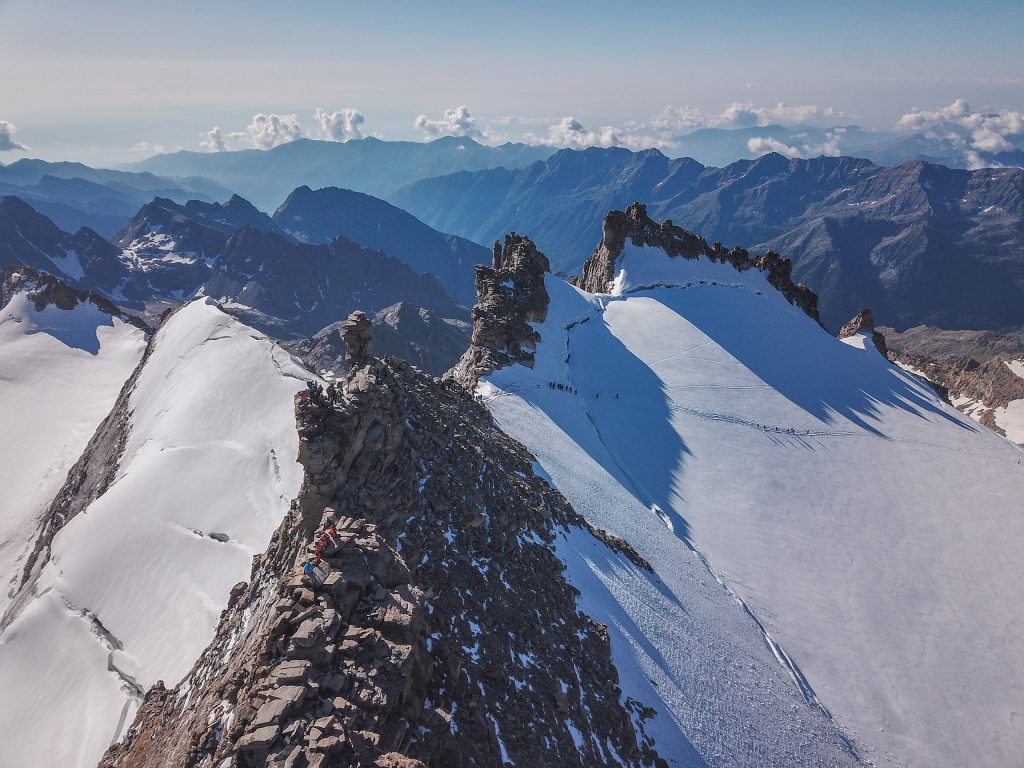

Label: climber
[302,560,322,586]
[326,381,337,403]
[306,379,318,398]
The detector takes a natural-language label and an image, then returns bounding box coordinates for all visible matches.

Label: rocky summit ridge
[100,312,664,768]
[576,202,821,324]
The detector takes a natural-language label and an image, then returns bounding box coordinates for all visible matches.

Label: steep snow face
[479,245,1024,768]
[0,292,147,612]
[0,299,308,768]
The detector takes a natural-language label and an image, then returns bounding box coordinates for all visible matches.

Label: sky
[1,0,1023,166]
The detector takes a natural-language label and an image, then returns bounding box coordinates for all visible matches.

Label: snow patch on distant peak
[48,248,85,280]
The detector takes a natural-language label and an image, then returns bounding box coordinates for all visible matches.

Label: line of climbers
[546,381,620,399]
[304,379,342,406]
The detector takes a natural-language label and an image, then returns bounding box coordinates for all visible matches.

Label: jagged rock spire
[449,233,550,388]
[341,310,374,370]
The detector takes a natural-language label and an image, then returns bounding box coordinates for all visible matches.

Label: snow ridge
[0,298,309,768]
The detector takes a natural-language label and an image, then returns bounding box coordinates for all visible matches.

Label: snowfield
[0,291,147,615]
[480,243,1024,768]
[0,298,309,768]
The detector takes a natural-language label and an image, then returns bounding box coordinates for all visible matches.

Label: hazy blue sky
[2,0,1023,165]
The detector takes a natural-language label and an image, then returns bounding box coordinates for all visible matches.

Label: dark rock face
[883,325,1024,442]
[341,311,373,368]
[879,325,1024,363]
[273,185,488,305]
[101,351,663,768]
[575,202,821,324]
[0,196,126,286]
[838,308,889,357]
[1,264,148,332]
[205,229,465,339]
[449,233,550,387]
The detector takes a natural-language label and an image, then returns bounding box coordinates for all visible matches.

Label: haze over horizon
[2,0,1023,166]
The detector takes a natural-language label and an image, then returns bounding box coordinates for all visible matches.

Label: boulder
[235,724,281,754]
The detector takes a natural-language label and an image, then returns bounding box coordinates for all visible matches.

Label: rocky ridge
[101,311,664,768]
[1,264,149,331]
[881,325,1024,442]
[575,202,821,324]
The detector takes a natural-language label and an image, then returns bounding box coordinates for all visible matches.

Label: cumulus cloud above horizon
[894,99,1024,169]
[199,108,367,152]
[0,121,27,152]
[172,99,1024,172]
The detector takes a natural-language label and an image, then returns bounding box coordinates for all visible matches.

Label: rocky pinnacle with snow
[576,202,822,325]
[838,308,889,357]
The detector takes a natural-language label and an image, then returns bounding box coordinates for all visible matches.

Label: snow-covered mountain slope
[0,298,310,768]
[0,269,148,614]
[467,216,1024,768]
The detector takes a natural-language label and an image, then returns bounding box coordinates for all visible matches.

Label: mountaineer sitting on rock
[301,560,322,586]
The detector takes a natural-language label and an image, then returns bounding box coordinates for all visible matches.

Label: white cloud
[524,116,675,151]
[0,121,27,151]
[895,99,1024,166]
[200,126,228,152]
[414,106,481,139]
[653,102,844,133]
[199,113,306,152]
[413,105,511,144]
[314,107,365,142]
[243,113,303,149]
[747,132,843,159]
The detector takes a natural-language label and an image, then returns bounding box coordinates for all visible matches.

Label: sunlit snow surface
[0,293,147,613]
[0,298,308,768]
[481,244,1024,768]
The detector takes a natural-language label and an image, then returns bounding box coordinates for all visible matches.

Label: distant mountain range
[393,148,1024,331]
[128,136,554,211]
[0,159,234,237]
[274,185,487,304]
[0,189,472,338]
[671,123,1024,169]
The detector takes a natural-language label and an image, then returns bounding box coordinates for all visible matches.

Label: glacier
[0,298,310,768]
[478,242,1024,768]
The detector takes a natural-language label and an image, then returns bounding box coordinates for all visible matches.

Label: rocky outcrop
[341,311,373,368]
[838,309,888,357]
[575,202,822,325]
[449,234,550,387]
[883,325,1024,443]
[101,341,664,768]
